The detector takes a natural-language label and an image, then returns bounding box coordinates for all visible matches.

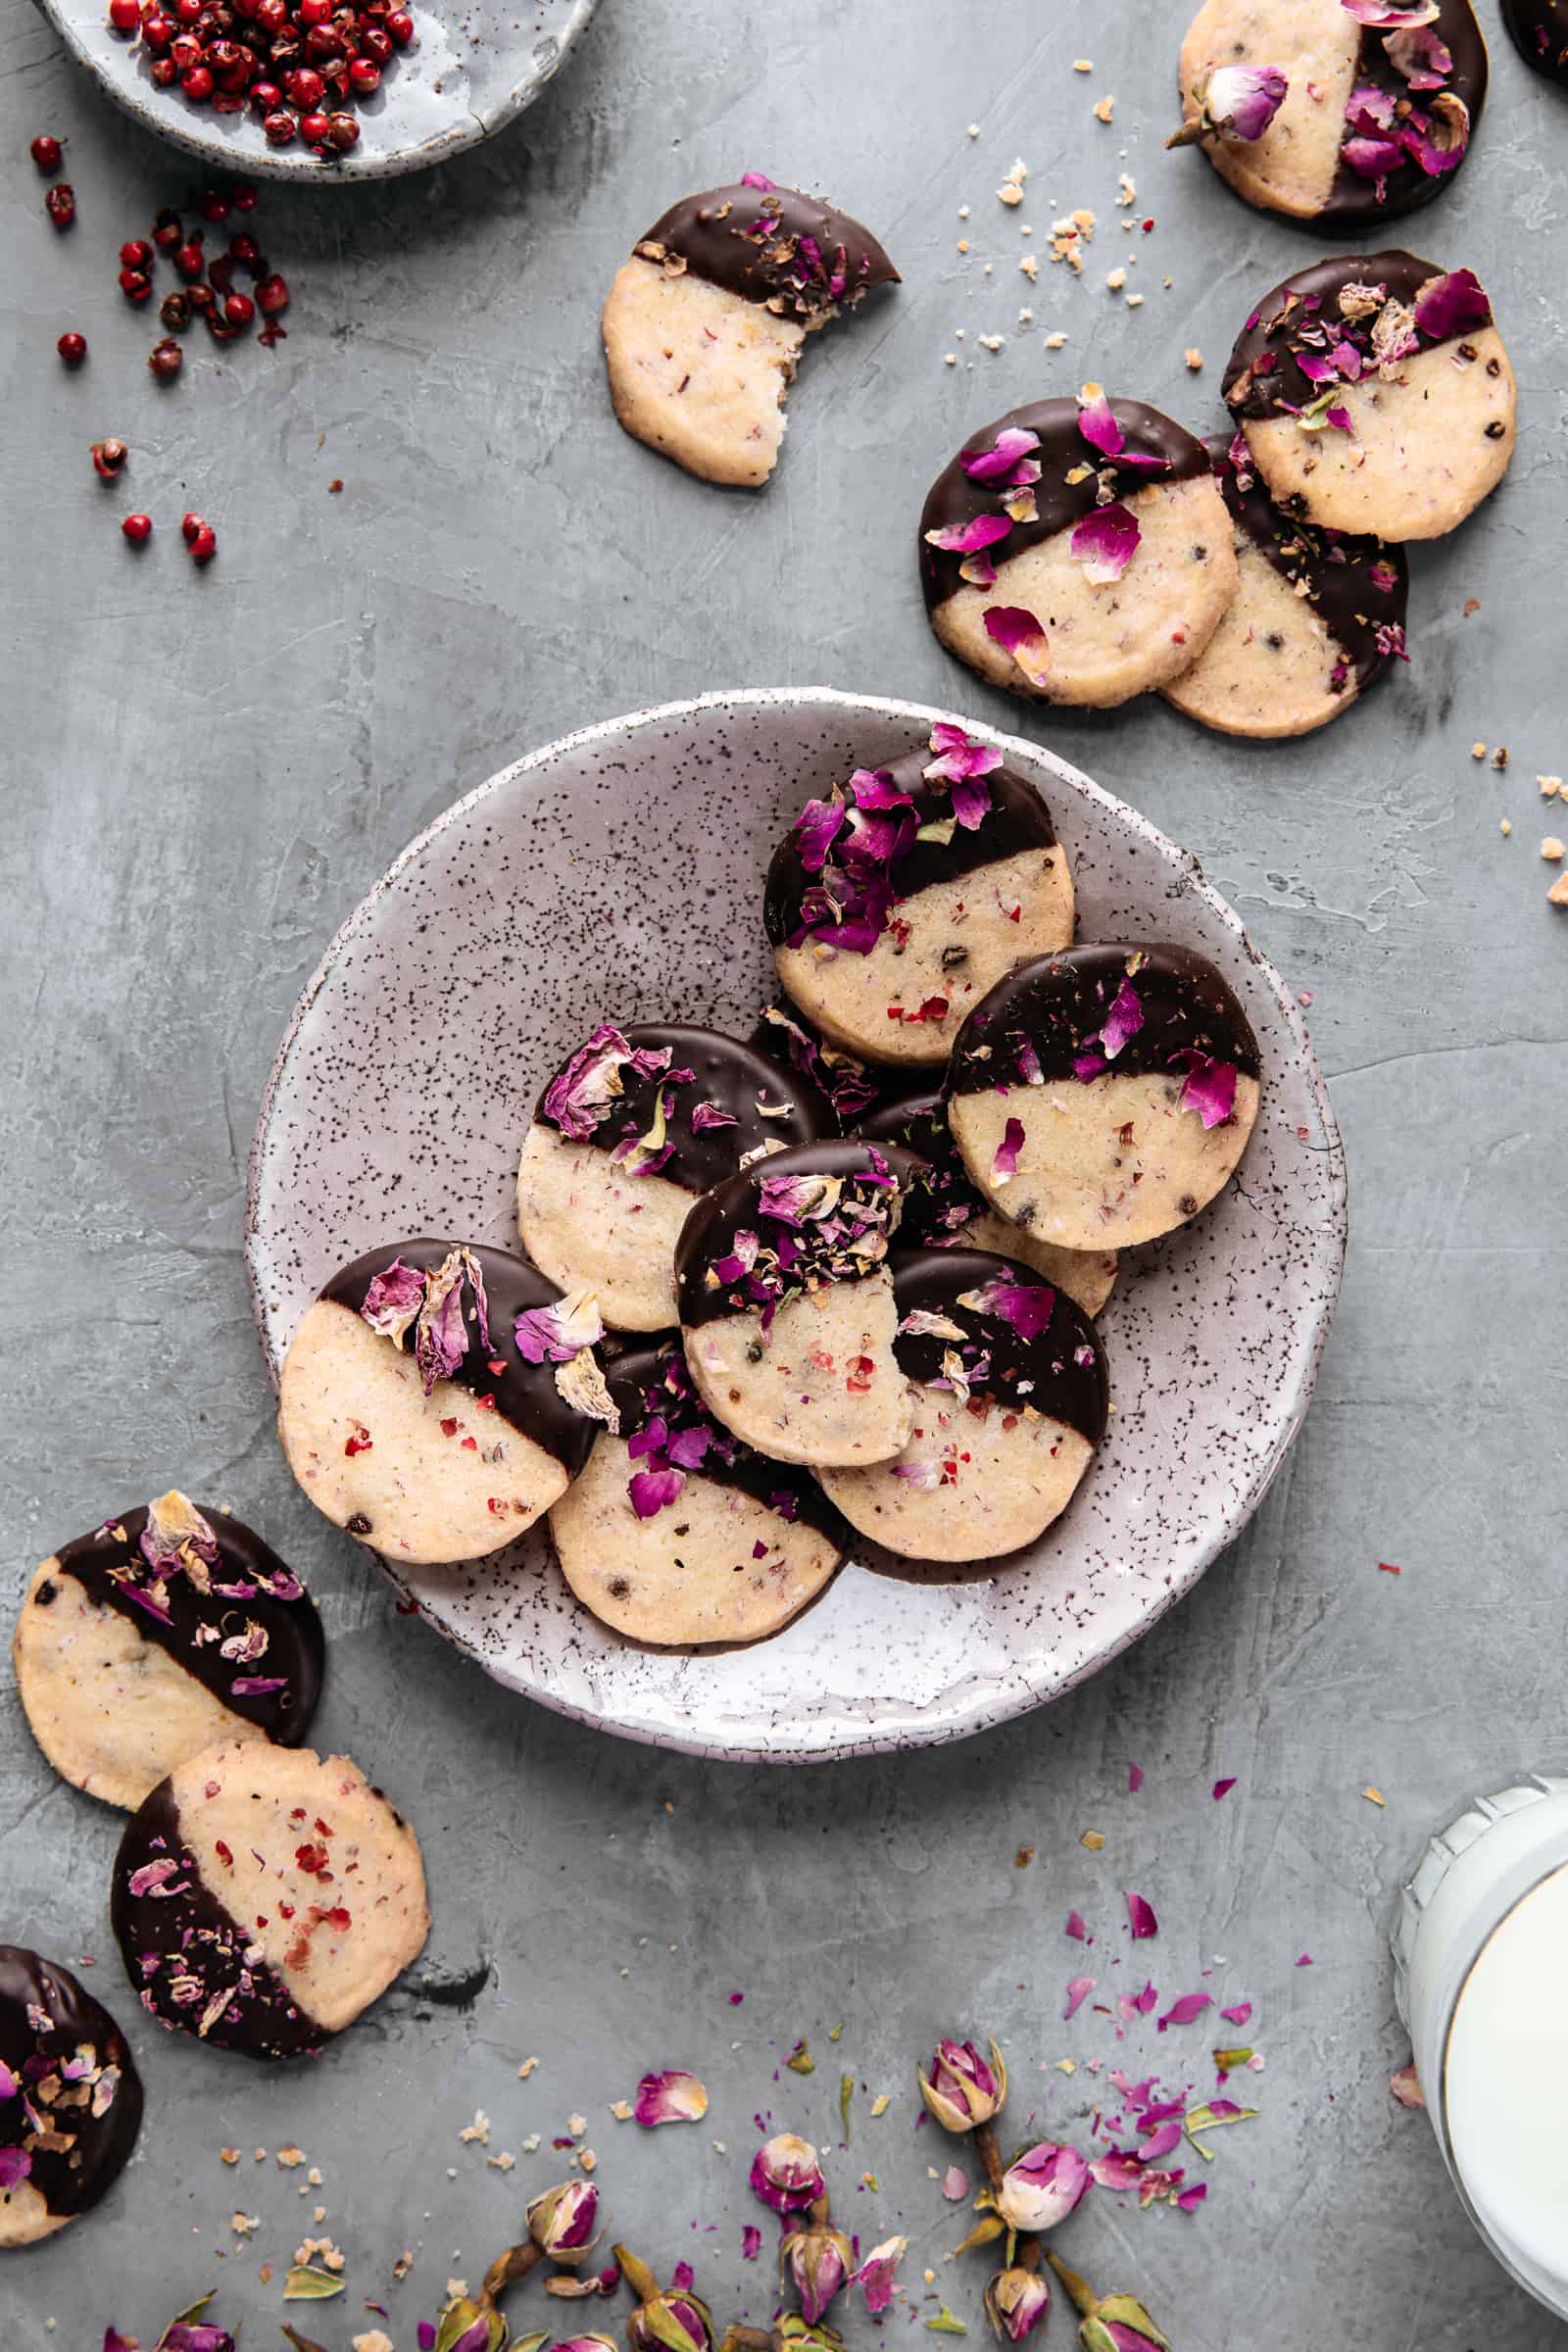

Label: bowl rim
[30,0,598,183]
[244,684,1348,1763]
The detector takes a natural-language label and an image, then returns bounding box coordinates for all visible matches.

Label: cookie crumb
[277,2146,306,2169]
[459,2111,490,2144]
[1081,1829,1105,1850]
[518,2056,539,2079]
[220,2148,240,2166]
[967,122,980,138]
[997,158,1028,207]
[978,333,1005,352]
[1463,597,1482,615]
[1542,837,1565,861]
[1548,873,1568,906]
[1093,96,1115,122]
[1126,292,1145,308]
[1470,742,1488,760]
[1073,57,1093,70]
[1185,347,1203,371]
[1045,331,1067,350]
[1492,746,1510,771]
[1105,267,1127,292]
[1500,819,1512,836]
[1540,775,1562,798]
[1019,253,1039,282]
[1116,173,1137,206]
[943,353,956,367]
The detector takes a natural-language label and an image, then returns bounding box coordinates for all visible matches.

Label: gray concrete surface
[3,1,1567,2343]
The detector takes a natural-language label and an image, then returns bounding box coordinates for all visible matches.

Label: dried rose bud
[984,2268,1051,2344]
[917,2037,1007,2133]
[616,2248,712,2352]
[1047,2255,1170,2352]
[425,2296,505,2352]
[551,2338,620,2352]
[527,2180,600,2265]
[781,2217,853,2325]
[749,2132,826,2214]
[1168,63,1288,147]
[995,2142,1091,2234]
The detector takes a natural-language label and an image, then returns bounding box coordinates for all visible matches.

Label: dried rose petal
[924,512,1014,556]
[514,1288,606,1364]
[1342,132,1405,179]
[1126,1891,1158,1939]
[1413,266,1490,340]
[794,796,847,874]
[956,1274,1055,1341]
[1384,22,1452,80]
[628,1466,685,1519]
[855,2235,906,2317]
[361,1255,425,1344]
[1340,0,1438,19]
[961,425,1042,483]
[1172,1052,1238,1128]
[1064,1975,1095,2021]
[1157,1993,1213,2031]
[925,726,1004,788]
[992,1118,1025,1183]
[941,2163,970,2200]
[982,606,1049,683]
[1099,976,1144,1058]
[632,2070,709,2128]
[1400,93,1469,174]
[1390,2062,1425,2109]
[0,2147,32,2190]
[1070,501,1141,584]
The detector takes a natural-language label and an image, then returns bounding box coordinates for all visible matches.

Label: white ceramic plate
[34,0,596,182]
[245,688,1346,1762]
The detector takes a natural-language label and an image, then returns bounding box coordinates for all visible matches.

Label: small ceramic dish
[245,688,1347,1762]
[32,0,596,182]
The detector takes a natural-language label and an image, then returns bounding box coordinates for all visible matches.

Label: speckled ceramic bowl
[245,688,1347,1762]
[32,0,595,182]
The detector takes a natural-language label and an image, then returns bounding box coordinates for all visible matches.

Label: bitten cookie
[855,1094,1118,1316]
[749,1002,889,1131]
[1224,251,1515,539]
[112,1742,428,2061]
[816,1251,1109,1562]
[550,1340,848,1647]
[1502,0,1568,81]
[920,391,1238,708]
[947,945,1262,1251]
[1161,430,1410,736]
[602,175,899,487]
[14,1492,324,1813]
[517,1022,821,1332]
[763,726,1073,1070]
[0,1948,143,2246]
[277,1240,602,1566]
[1173,0,1486,225]
[674,1139,922,1468]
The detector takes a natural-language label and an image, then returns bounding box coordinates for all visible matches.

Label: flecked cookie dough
[947,945,1262,1251]
[919,391,1238,709]
[517,1022,821,1332]
[14,1491,324,1813]
[1224,251,1515,539]
[1174,0,1486,226]
[1162,430,1410,736]
[602,175,899,487]
[112,1742,428,2061]
[749,1001,890,1131]
[0,1947,143,2247]
[763,727,1073,1071]
[278,1240,602,1566]
[550,1341,848,1647]
[816,1250,1109,1563]
[1502,0,1568,81]
[856,1094,1118,1316]
[675,1139,922,1468]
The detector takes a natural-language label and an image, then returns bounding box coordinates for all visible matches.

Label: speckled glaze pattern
[245,689,1347,1763]
[31,0,596,182]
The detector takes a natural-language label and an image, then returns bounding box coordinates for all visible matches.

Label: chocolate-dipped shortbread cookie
[1224,251,1515,539]
[1502,0,1568,82]
[855,1094,1118,1316]
[112,1742,428,2062]
[816,1251,1109,1562]
[0,1948,143,2246]
[277,1241,602,1565]
[550,1340,849,1647]
[1174,0,1486,226]
[919,391,1238,708]
[517,1023,821,1333]
[14,1491,323,1812]
[1162,430,1410,736]
[946,946,1262,1251]
[675,1139,923,1468]
[603,175,899,487]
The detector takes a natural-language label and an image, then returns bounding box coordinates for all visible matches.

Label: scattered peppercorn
[148,336,184,379]
[187,520,218,565]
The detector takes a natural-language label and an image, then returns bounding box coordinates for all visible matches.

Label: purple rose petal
[923,512,1013,556]
[1414,266,1491,340]
[1071,501,1141,583]
[992,1117,1025,1181]
[628,1467,686,1518]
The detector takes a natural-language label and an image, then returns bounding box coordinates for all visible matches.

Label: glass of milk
[1393,1769,1568,2318]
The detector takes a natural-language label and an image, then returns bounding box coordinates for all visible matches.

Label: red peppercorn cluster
[106,0,413,157]
[122,184,291,353]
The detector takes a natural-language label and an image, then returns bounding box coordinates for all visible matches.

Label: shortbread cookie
[517,1022,821,1332]
[856,1094,1118,1316]
[603,175,899,487]
[550,1340,848,1646]
[816,1250,1109,1562]
[1502,0,1568,81]
[675,1139,922,1467]
[0,1948,143,2246]
[277,1240,601,1566]
[15,1492,324,1812]
[1162,430,1410,736]
[920,392,1237,708]
[1174,0,1486,225]
[112,1742,428,2061]
[947,945,1262,1251]
[763,727,1073,1068]
[1224,251,1515,539]
[749,1001,889,1131]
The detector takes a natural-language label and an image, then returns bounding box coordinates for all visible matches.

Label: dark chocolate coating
[604,1341,846,1540]
[318,1239,597,1476]
[1223,248,1490,418]
[1502,0,1568,81]
[47,1504,323,1747]
[762,746,1060,950]
[856,1093,1005,1253]
[1205,430,1408,697]
[890,1249,1109,1444]
[919,396,1211,612]
[674,1139,923,1330]
[534,1024,821,1194]
[0,1946,143,2221]
[947,944,1261,1096]
[1320,0,1488,227]
[636,179,899,317]
[112,1784,324,2061]
[748,1002,894,1131]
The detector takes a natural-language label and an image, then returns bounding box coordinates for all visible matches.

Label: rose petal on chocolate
[956,1273,1055,1340]
[1413,266,1491,339]
[514,1289,606,1364]
[632,2070,709,2127]
[923,512,1013,556]
[1384,22,1452,80]
[1400,92,1469,173]
[794,796,847,874]
[690,1100,740,1133]
[0,2147,32,2190]
[1342,131,1405,179]
[361,1255,425,1346]
[1340,0,1438,21]
[960,425,1043,484]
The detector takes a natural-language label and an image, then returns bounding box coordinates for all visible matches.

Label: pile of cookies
[270,724,1262,1651]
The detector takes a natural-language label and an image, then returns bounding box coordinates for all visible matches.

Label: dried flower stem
[477,2237,544,2312]
[1045,2252,1092,2315]
[973,2120,1005,2193]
